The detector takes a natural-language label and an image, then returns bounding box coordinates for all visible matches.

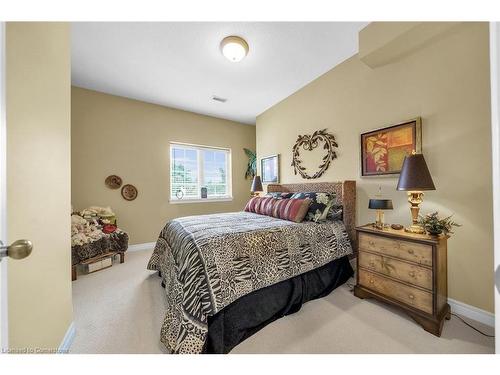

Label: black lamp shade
[397,153,436,191]
[251,176,263,193]
[368,199,393,210]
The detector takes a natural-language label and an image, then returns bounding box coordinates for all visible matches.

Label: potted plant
[244,148,256,179]
[418,212,461,236]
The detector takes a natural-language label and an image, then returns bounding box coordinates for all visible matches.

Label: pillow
[245,197,311,223]
[265,192,294,199]
[290,192,336,222]
[244,196,275,216]
[271,198,311,223]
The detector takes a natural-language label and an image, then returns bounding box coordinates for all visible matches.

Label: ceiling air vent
[212,95,227,103]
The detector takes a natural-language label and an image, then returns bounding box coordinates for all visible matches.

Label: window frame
[169,142,233,204]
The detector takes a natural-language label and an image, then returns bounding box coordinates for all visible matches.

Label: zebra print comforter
[147,211,352,354]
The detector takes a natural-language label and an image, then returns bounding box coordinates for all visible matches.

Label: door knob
[0,239,33,260]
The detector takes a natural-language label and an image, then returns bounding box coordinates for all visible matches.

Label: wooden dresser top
[356,224,448,245]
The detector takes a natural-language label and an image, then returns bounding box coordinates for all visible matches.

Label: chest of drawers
[353,225,450,336]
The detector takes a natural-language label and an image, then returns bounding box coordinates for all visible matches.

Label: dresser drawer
[359,270,433,314]
[358,250,432,290]
[359,232,432,266]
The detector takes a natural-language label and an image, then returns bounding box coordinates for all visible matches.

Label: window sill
[169,197,233,204]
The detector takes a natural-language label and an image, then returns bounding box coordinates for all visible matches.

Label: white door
[490,22,500,353]
[0,21,37,353]
[2,22,71,352]
[0,21,7,351]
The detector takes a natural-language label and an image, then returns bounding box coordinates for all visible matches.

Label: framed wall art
[360,118,422,177]
[261,154,280,184]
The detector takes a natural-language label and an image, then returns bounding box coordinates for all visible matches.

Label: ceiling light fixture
[220,36,249,62]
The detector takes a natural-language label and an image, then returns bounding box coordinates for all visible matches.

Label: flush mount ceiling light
[220,36,249,62]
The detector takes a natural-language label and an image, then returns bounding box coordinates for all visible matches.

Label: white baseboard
[128,242,156,252]
[448,298,495,327]
[58,321,75,354]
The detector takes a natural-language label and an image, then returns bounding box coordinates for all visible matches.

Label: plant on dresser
[354,224,450,336]
[418,212,461,236]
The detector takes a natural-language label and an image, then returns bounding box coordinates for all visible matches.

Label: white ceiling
[71,22,368,125]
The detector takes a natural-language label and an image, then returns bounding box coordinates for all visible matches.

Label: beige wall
[71,87,256,245]
[256,23,494,312]
[7,23,72,349]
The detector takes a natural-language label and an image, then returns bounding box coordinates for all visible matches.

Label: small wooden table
[354,224,450,336]
[73,251,125,280]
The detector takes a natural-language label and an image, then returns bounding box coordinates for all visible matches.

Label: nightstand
[353,224,450,336]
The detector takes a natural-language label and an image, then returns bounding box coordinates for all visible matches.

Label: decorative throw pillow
[244,196,274,216]
[290,192,336,222]
[327,205,343,221]
[265,192,294,199]
[270,198,311,223]
[245,197,311,223]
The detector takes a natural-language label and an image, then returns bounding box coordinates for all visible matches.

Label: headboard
[267,181,357,249]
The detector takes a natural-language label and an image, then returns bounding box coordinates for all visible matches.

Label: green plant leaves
[243,148,256,179]
[418,211,461,235]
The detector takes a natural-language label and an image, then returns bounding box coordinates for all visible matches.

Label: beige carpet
[70,249,495,354]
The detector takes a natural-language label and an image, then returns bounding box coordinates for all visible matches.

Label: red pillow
[245,197,311,223]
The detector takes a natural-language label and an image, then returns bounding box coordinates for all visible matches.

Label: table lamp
[369,198,393,230]
[251,175,263,197]
[396,152,435,234]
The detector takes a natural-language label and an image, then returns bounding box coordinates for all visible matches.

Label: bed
[147,181,356,354]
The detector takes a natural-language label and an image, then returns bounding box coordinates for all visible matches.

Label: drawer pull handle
[409,271,416,278]
[369,279,374,284]
[369,261,375,267]
[369,241,375,246]
[408,249,414,255]
[408,294,415,300]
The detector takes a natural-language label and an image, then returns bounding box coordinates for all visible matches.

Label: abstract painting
[361,118,422,176]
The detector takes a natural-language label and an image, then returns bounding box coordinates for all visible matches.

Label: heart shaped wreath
[291,129,338,179]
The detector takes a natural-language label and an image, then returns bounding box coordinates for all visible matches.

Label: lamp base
[405,191,425,234]
[404,224,425,234]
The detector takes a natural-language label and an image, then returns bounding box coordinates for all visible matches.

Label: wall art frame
[360,117,422,177]
[261,154,280,184]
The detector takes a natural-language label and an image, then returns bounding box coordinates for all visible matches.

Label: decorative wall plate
[121,184,138,201]
[291,129,338,179]
[105,175,122,189]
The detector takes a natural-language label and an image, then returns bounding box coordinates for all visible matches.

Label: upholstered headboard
[267,181,357,249]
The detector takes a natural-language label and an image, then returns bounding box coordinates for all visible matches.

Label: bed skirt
[202,255,354,354]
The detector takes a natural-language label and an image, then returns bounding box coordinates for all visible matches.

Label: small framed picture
[360,118,422,177]
[261,154,280,184]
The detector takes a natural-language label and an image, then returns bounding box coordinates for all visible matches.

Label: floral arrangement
[71,206,118,246]
[81,206,115,223]
[418,212,461,236]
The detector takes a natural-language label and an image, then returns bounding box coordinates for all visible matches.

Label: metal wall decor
[121,184,138,201]
[291,129,338,179]
[105,175,123,189]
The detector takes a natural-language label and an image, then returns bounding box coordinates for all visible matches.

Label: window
[170,142,232,202]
